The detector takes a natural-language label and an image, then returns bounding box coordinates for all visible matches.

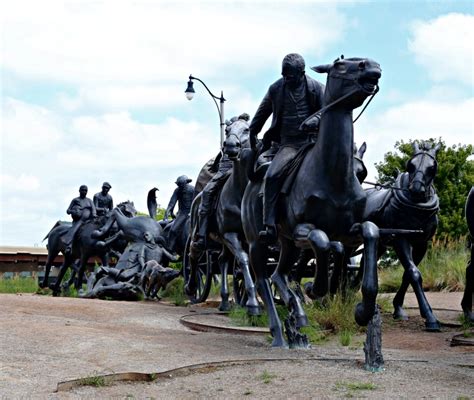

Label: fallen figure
[81,231,179,301]
[140,260,180,300]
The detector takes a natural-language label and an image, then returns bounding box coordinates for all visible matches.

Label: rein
[300,78,379,129]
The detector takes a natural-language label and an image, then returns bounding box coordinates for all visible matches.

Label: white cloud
[2,98,63,152]
[3,2,346,86]
[0,98,220,245]
[408,13,474,85]
[356,97,474,181]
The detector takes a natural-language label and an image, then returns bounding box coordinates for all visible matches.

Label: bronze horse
[363,142,441,330]
[41,201,137,295]
[463,186,474,322]
[242,56,382,347]
[186,118,259,313]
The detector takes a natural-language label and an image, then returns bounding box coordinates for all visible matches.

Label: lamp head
[185,79,195,100]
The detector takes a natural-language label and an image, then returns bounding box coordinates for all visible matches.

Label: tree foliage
[375,138,474,240]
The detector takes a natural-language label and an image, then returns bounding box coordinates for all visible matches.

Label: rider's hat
[102,182,112,189]
[175,175,192,185]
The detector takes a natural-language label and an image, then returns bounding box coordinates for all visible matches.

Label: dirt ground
[0,292,473,399]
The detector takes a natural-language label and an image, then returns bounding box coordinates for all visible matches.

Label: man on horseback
[63,185,97,254]
[193,113,250,250]
[93,182,113,216]
[164,175,195,253]
[249,53,325,243]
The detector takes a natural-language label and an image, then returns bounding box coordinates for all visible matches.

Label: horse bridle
[407,151,437,193]
[300,69,379,128]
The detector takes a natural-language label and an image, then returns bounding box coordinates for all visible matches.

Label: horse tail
[43,220,63,241]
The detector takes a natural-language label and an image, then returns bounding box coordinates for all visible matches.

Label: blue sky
[1,0,473,246]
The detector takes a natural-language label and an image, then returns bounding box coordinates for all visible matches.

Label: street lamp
[185,74,226,146]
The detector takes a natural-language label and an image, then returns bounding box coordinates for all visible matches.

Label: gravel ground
[0,292,472,399]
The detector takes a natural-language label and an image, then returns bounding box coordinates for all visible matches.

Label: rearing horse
[242,56,382,347]
[186,117,259,313]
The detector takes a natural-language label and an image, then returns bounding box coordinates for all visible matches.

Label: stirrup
[258,225,277,244]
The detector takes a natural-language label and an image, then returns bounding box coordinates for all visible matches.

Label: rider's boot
[259,187,278,244]
[193,214,208,251]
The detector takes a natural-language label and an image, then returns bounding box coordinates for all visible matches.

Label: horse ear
[358,142,367,158]
[311,64,331,74]
[412,141,420,154]
[432,142,442,155]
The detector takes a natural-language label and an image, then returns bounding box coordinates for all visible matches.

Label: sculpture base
[363,305,384,372]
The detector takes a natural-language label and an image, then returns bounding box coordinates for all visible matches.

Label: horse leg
[221,232,259,315]
[461,245,474,322]
[50,256,73,296]
[307,229,331,302]
[217,248,231,312]
[329,242,345,295]
[354,221,379,326]
[75,253,89,292]
[250,241,287,348]
[271,238,307,327]
[184,243,201,299]
[393,239,440,331]
[41,247,59,289]
[392,271,410,320]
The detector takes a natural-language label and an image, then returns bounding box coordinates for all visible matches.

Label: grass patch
[259,370,276,384]
[228,304,269,327]
[303,290,361,335]
[334,381,377,397]
[78,372,108,387]
[0,277,38,293]
[379,239,468,292]
[159,276,187,306]
[339,329,352,346]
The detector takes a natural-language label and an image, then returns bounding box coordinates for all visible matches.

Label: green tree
[374,138,474,240]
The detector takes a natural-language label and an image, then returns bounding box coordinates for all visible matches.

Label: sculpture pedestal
[363,305,384,372]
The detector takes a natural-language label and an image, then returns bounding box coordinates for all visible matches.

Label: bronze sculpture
[193,115,250,250]
[242,56,382,347]
[93,182,113,216]
[186,115,259,314]
[164,176,195,254]
[463,186,474,322]
[41,201,137,296]
[249,53,325,243]
[363,141,441,331]
[83,231,178,300]
[63,185,97,254]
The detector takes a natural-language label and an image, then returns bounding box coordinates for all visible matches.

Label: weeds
[379,238,468,292]
[259,370,276,384]
[339,329,352,346]
[0,277,38,293]
[159,276,187,306]
[78,372,107,387]
[334,381,377,397]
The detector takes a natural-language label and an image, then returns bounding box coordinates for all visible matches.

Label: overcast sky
[1,0,473,246]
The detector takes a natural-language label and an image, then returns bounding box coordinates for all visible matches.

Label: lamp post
[185,75,226,146]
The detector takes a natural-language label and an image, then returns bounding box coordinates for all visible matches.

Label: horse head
[312,56,381,111]
[117,201,137,218]
[222,114,250,161]
[406,141,441,202]
[354,141,368,184]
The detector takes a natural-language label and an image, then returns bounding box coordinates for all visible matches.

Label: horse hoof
[218,301,231,312]
[271,338,289,349]
[393,306,409,321]
[464,311,474,324]
[296,314,309,328]
[425,320,441,332]
[246,305,261,316]
[354,302,371,326]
